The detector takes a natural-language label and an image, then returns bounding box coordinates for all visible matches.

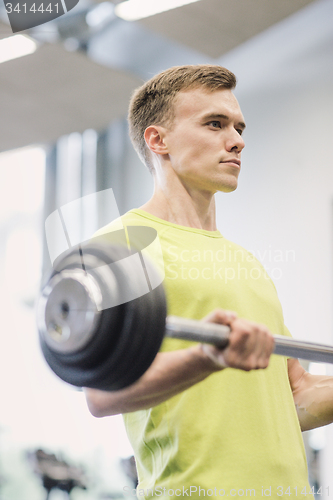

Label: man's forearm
[85,310,275,417]
[84,344,219,417]
[294,373,333,431]
[288,358,333,431]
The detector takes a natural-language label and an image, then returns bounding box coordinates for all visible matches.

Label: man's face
[162,88,246,194]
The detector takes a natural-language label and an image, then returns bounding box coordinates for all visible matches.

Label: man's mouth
[220,158,241,168]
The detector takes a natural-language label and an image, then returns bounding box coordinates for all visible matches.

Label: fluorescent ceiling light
[115,0,201,21]
[0,35,38,64]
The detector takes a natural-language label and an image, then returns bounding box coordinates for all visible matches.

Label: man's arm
[288,358,333,431]
[85,309,275,417]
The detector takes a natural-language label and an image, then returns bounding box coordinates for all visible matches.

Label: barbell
[37,227,333,391]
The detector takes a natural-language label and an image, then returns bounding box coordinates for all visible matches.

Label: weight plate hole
[60,301,70,319]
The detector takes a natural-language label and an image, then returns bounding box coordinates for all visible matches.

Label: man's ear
[144,125,169,155]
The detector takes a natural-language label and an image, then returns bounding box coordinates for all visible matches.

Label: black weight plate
[53,257,167,390]
[81,240,167,390]
[86,285,166,390]
[48,244,130,368]
[40,305,126,388]
[111,282,167,390]
[39,242,132,387]
[39,228,167,390]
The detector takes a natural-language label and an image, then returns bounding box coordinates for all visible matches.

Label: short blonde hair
[128,64,237,173]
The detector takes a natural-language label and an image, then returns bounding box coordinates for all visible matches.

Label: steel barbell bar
[165,316,333,365]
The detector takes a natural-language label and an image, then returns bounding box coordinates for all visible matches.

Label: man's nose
[226,129,245,153]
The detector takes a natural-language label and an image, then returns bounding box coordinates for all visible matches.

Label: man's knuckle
[240,328,251,339]
[244,355,256,370]
[258,359,268,369]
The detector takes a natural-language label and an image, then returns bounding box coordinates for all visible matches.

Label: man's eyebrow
[201,113,246,130]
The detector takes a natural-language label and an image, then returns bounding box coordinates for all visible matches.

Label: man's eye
[236,129,243,136]
[209,121,221,128]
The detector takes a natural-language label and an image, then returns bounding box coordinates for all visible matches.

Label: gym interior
[0,0,332,498]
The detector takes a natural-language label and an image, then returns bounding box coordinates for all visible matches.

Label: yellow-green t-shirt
[98,209,312,500]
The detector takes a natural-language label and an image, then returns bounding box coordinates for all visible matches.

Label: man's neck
[139,179,218,232]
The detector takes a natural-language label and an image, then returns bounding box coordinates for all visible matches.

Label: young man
[85,65,333,498]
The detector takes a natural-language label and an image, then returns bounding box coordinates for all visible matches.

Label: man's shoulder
[93,209,151,238]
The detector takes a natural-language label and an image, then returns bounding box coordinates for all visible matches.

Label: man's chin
[213,172,239,193]
[218,182,238,194]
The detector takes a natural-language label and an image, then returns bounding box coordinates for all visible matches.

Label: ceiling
[0,34,141,152]
[137,0,317,59]
[0,0,318,153]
